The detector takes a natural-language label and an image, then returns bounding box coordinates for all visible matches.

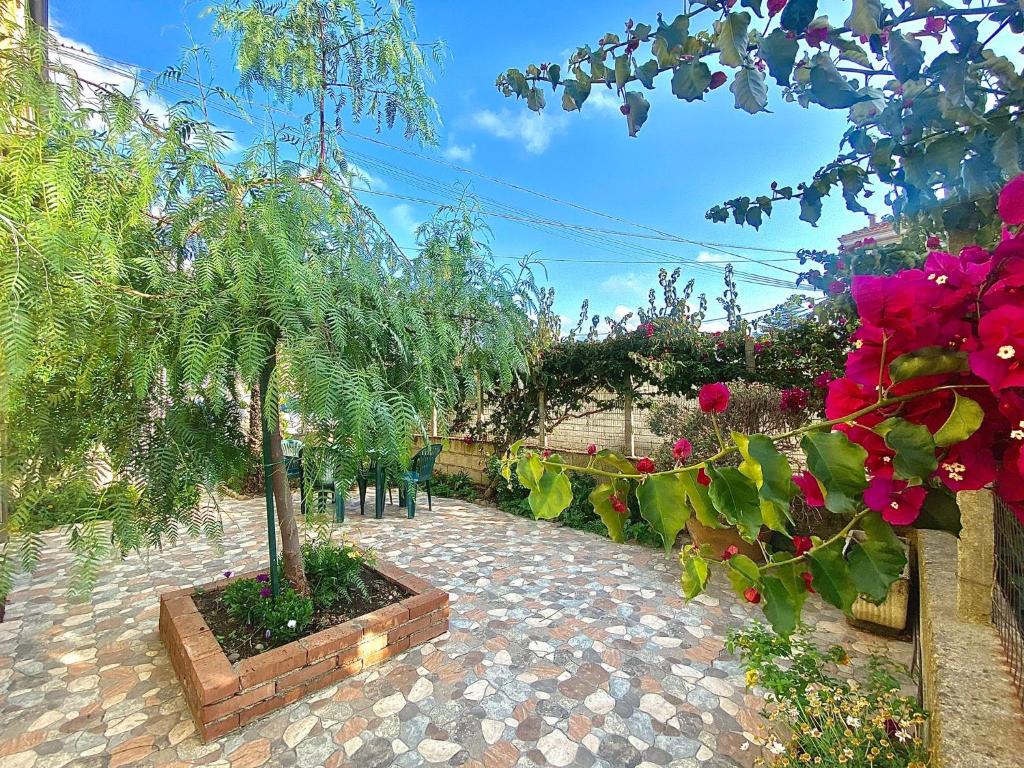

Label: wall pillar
[956,489,995,623]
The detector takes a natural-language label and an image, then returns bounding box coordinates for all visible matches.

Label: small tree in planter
[503,177,1024,637]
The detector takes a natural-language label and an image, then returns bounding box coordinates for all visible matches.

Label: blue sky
[50,0,879,332]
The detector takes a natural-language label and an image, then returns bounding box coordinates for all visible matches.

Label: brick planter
[159,561,449,742]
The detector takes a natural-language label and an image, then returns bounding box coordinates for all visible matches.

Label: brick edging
[159,560,449,742]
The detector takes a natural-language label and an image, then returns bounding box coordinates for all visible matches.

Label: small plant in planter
[728,623,928,768]
[502,177,1024,638]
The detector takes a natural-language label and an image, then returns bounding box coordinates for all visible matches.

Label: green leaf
[883,419,937,481]
[934,393,985,448]
[809,54,866,109]
[561,78,591,111]
[718,12,751,68]
[780,0,818,33]
[678,468,722,528]
[761,576,798,637]
[589,482,627,543]
[993,126,1022,177]
[680,547,710,599]
[636,474,691,553]
[671,60,712,101]
[886,31,924,82]
[728,553,762,584]
[915,488,962,535]
[730,67,768,114]
[624,91,650,137]
[526,87,546,112]
[889,346,968,383]
[614,55,630,93]
[707,465,763,542]
[759,28,798,87]
[807,541,858,613]
[741,0,764,18]
[527,468,573,520]
[636,60,660,89]
[845,0,882,37]
[744,434,794,533]
[516,453,544,491]
[594,448,637,475]
[547,64,561,88]
[847,512,907,602]
[801,431,868,514]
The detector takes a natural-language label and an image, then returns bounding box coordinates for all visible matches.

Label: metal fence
[994,496,1024,710]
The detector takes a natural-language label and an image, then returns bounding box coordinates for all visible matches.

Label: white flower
[998,345,1016,360]
[896,728,912,743]
[767,741,786,756]
[845,715,861,728]
[287,619,297,629]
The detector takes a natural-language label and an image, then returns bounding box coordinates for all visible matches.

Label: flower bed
[159,561,449,741]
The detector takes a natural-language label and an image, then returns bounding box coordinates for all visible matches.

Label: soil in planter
[193,566,411,662]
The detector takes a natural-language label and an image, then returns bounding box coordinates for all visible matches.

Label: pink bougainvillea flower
[792,471,825,507]
[935,440,997,492]
[636,456,656,473]
[542,449,552,458]
[863,476,927,525]
[767,0,786,17]
[698,382,731,413]
[827,280,846,296]
[610,495,628,515]
[586,443,597,456]
[722,544,740,560]
[696,467,711,486]
[998,174,1024,225]
[780,387,810,414]
[672,438,693,462]
[813,370,835,389]
[926,235,942,249]
[968,304,1024,392]
[801,571,815,593]
[996,446,1024,524]
[851,271,929,334]
[260,587,272,598]
[921,17,945,39]
[825,377,876,421]
[792,535,813,556]
[743,587,762,604]
[805,25,829,48]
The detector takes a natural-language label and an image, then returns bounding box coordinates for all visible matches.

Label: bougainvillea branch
[503,175,1024,637]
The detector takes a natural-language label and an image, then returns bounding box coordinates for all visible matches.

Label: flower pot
[848,532,910,634]
[686,518,765,563]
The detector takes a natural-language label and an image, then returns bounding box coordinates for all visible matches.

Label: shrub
[221,575,313,646]
[302,539,373,610]
[13,478,141,531]
[728,623,928,768]
[428,471,479,502]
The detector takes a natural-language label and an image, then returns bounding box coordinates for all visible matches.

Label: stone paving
[0,493,910,768]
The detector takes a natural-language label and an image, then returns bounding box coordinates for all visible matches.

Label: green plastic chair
[394,443,443,518]
[281,440,344,522]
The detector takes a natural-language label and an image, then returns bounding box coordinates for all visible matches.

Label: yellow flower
[746,669,760,687]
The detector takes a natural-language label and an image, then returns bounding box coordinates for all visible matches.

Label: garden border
[158,561,449,742]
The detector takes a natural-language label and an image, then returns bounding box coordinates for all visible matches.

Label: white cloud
[701,319,728,333]
[471,108,567,154]
[697,251,730,263]
[442,142,475,163]
[387,203,421,241]
[347,162,389,192]
[599,272,648,300]
[584,87,623,116]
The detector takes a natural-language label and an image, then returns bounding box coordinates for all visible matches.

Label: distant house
[838,214,901,250]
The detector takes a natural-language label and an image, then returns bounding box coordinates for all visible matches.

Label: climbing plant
[497,0,1024,243]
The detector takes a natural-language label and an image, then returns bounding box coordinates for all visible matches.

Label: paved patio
[0,493,908,768]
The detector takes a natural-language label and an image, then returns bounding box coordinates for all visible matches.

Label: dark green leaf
[730,67,768,114]
[889,346,968,383]
[636,473,691,553]
[671,60,712,101]
[801,431,868,514]
[761,576,798,637]
[680,547,710,599]
[636,60,660,89]
[809,54,867,109]
[707,465,763,542]
[807,541,858,613]
[547,64,561,88]
[561,78,591,111]
[740,433,793,533]
[886,31,924,82]
[934,393,985,448]
[678,468,722,528]
[526,87,546,112]
[780,0,818,33]
[883,419,937,481]
[914,488,962,535]
[845,0,882,37]
[528,468,573,519]
[624,91,650,137]
[759,28,798,87]
[589,481,627,543]
[847,512,907,602]
[741,0,764,17]
[614,55,630,93]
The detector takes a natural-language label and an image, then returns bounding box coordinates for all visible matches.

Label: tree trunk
[259,347,308,595]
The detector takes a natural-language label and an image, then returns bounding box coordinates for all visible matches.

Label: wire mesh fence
[993,496,1024,710]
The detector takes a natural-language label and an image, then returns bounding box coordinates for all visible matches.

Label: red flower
[586,443,597,456]
[813,370,835,389]
[780,387,810,414]
[805,25,829,48]
[926,235,942,249]
[998,174,1024,225]
[968,304,1024,392]
[542,449,552,458]
[722,545,740,560]
[825,377,875,421]
[610,495,628,515]
[767,0,786,17]
[801,571,815,593]
[863,476,927,525]
[698,382,730,413]
[743,587,762,604]
[827,280,846,296]
[922,17,945,39]
[636,456,656,473]
[696,467,711,486]
[709,71,728,90]
[672,438,693,462]
[936,436,998,492]
[792,471,825,507]
[792,535,813,556]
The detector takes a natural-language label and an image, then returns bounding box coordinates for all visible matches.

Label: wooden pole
[623,378,634,457]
